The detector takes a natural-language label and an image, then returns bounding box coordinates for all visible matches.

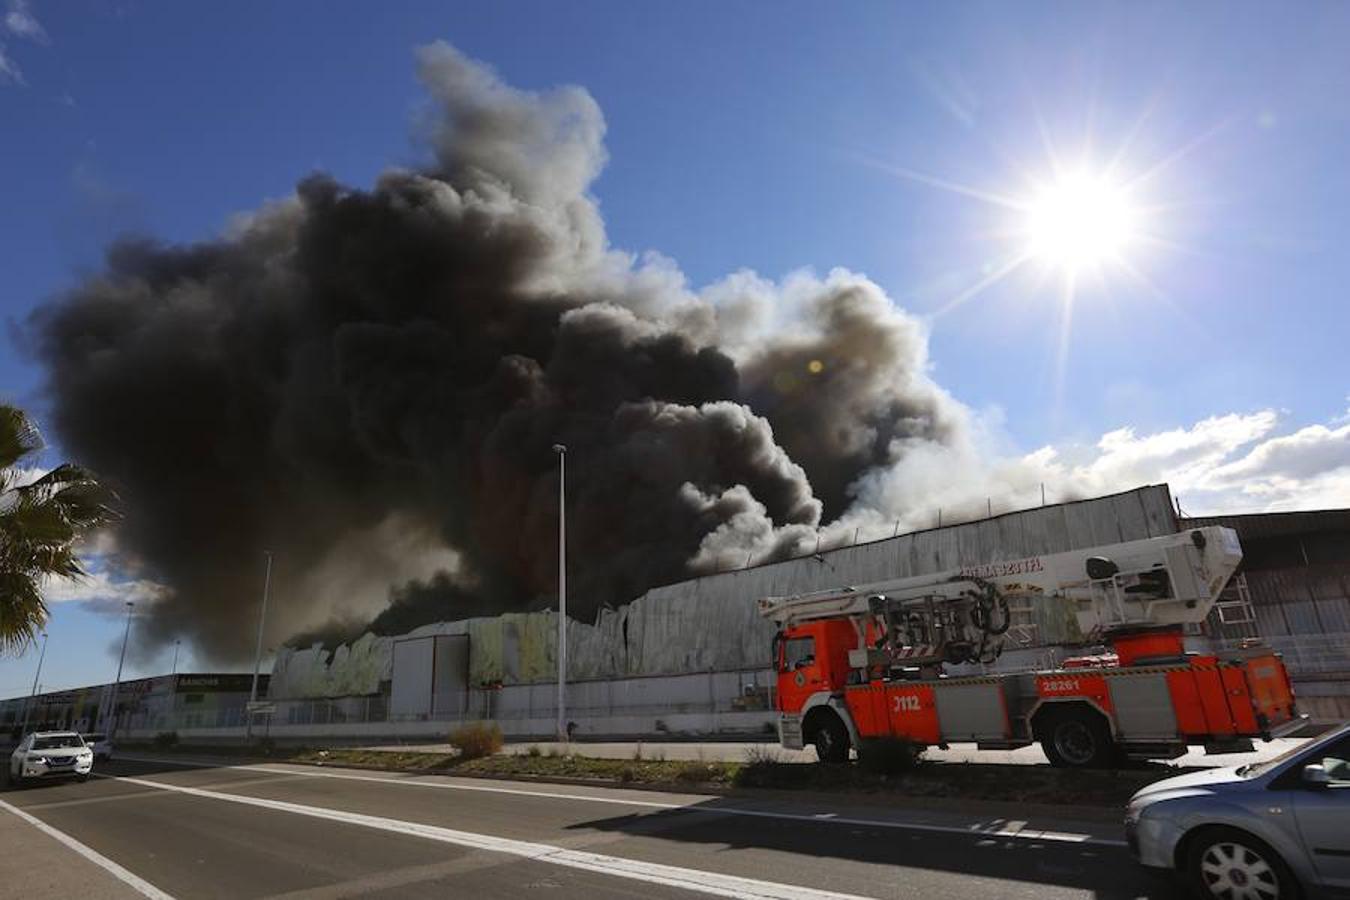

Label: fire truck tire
[805,709,850,764]
[1036,705,1117,769]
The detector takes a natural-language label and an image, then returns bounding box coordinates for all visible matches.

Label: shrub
[674,762,717,783]
[858,738,923,775]
[448,722,503,761]
[152,731,179,750]
[743,744,783,766]
[525,744,542,758]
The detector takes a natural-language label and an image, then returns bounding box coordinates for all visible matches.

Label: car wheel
[77,773,90,783]
[1038,706,1116,768]
[1186,826,1300,900]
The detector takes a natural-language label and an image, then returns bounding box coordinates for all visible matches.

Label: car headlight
[28,755,48,765]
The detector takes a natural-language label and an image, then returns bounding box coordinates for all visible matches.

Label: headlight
[28,755,48,765]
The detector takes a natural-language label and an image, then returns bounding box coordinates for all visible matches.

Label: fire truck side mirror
[1086,556,1119,580]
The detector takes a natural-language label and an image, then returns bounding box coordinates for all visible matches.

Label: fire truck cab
[762,527,1304,768]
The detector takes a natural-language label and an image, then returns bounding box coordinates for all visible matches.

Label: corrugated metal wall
[1185,510,1350,721]
[270,485,1179,697]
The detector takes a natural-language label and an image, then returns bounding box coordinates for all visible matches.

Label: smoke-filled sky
[3,2,1349,689]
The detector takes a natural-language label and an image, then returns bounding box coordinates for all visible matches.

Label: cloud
[853,406,1348,532]
[40,569,168,612]
[1199,416,1350,509]
[0,43,21,84]
[4,0,46,42]
[1,0,48,87]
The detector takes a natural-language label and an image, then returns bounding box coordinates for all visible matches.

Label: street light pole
[171,640,181,676]
[552,443,567,743]
[246,550,273,741]
[20,631,48,736]
[107,601,134,738]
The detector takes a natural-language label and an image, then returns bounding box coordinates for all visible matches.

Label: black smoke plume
[31,44,960,660]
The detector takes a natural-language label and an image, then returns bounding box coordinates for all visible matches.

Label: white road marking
[103,773,870,900]
[0,795,176,900]
[116,755,1126,847]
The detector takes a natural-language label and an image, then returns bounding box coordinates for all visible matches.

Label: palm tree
[0,403,116,653]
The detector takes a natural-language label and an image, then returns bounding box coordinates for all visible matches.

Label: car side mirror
[1302,763,1332,790]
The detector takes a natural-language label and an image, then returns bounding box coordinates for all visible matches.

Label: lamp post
[19,631,48,736]
[171,640,181,676]
[107,601,134,738]
[552,443,567,742]
[246,550,273,741]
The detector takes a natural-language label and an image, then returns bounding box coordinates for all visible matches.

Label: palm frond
[0,571,47,654]
[0,403,118,654]
[0,404,42,472]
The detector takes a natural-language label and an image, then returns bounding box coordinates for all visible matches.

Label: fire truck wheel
[1037,706,1116,768]
[807,711,850,764]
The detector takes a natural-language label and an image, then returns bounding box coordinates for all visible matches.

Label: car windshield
[82,734,106,742]
[1241,727,1350,778]
[32,735,85,750]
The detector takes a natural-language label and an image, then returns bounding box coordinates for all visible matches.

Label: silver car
[1127,722,1350,899]
[81,732,114,762]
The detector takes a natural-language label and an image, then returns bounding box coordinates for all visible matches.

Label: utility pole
[247,551,273,741]
[20,631,48,736]
[171,640,181,676]
[107,601,134,738]
[552,444,568,743]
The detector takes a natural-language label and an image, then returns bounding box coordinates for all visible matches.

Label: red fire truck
[759,526,1304,767]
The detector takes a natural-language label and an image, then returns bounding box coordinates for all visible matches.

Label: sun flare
[1023,172,1139,272]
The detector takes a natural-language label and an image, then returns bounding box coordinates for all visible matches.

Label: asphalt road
[0,756,1189,900]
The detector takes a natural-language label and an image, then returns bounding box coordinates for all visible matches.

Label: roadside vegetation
[116,737,1177,807]
[447,722,503,760]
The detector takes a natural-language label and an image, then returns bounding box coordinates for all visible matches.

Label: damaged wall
[268,485,1179,699]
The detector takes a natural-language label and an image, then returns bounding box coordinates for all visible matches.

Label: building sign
[175,674,267,694]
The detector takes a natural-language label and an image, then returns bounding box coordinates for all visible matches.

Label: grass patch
[117,740,1180,808]
[452,753,740,787]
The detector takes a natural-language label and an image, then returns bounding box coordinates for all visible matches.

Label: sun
[1023,171,1140,272]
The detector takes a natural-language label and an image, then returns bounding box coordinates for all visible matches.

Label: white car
[8,732,94,785]
[81,733,113,763]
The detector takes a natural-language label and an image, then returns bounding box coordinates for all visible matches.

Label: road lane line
[0,796,176,900]
[116,756,1125,847]
[104,773,871,900]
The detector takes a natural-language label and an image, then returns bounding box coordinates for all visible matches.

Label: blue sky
[3,1,1349,696]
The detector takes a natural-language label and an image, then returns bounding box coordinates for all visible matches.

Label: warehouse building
[6,484,1345,742]
[1,673,267,740]
[249,484,1345,741]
